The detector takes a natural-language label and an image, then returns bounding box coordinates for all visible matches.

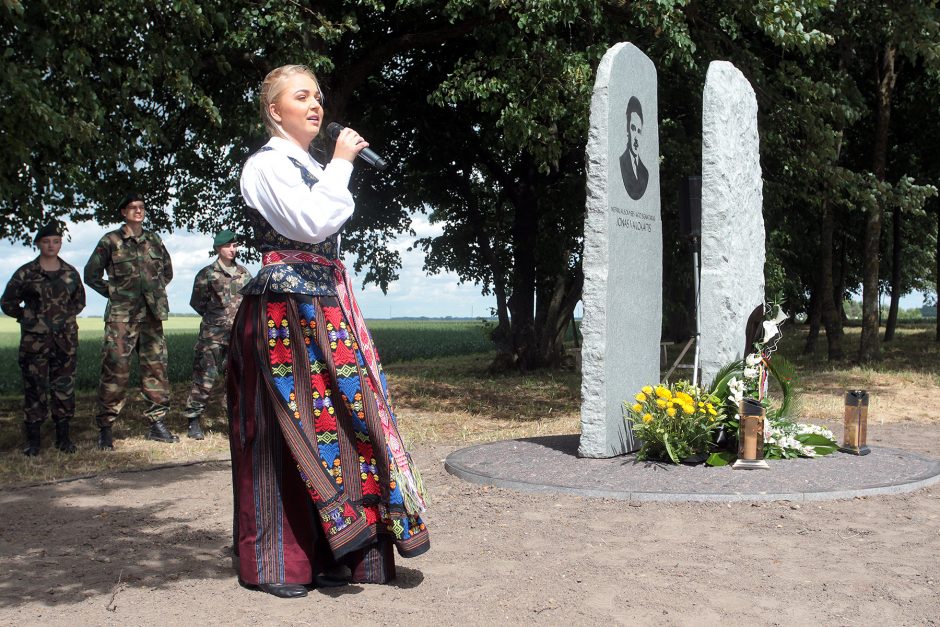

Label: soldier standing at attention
[182,230,251,440]
[1,222,86,455]
[84,192,178,450]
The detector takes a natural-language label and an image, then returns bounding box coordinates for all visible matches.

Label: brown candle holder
[733,398,769,470]
[839,390,871,456]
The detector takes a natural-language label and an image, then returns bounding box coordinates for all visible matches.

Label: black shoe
[187,418,205,440]
[22,422,41,456]
[255,583,308,599]
[97,426,114,450]
[146,420,179,443]
[313,573,349,588]
[54,419,77,453]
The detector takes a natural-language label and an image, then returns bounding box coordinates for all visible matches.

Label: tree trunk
[505,156,539,370]
[533,263,584,367]
[819,199,844,359]
[859,43,897,362]
[836,232,849,324]
[478,224,512,354]
[884,203,902,341]
[803,282,821,355]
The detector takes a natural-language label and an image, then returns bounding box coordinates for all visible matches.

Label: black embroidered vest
[240,147,341,296]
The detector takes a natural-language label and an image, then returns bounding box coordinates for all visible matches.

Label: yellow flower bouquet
[623,382,725,464]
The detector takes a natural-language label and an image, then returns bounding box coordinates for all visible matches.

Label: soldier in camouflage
[1,222,86,455]
[84,192,178,449]
[182,230,252,439]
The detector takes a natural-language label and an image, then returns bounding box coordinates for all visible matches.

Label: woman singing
[228,64,429,599]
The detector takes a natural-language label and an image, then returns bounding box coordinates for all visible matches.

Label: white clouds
[0,217,495,319]
[343,215,495,318]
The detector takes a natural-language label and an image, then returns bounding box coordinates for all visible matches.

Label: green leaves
[705,451,735,467]
[2,0,937,352]
[795,433,838,456]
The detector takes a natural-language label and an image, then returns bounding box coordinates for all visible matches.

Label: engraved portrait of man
[619,96,648,201]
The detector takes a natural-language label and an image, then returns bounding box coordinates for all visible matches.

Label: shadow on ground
[0,462,233,608]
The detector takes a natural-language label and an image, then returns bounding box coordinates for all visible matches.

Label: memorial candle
[733,398,769,469]
[840,390,871,455]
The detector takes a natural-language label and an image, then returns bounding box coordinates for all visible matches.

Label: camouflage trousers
[95,314,170,427]
[19,329,77,424]
[183,337,230,420]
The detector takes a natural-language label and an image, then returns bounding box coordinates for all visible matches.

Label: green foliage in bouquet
[705,303,836,465]
[623,382,725,464]
[709,355,799,429]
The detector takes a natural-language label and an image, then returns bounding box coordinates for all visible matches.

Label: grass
[0,316,494,395]
[0,319,935,488]
[773,324,940,427]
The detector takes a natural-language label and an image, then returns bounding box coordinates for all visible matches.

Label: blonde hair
[259,64,322,137]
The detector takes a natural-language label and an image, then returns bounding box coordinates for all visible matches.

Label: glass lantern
[840,390,871,455]
[733,397,769,469]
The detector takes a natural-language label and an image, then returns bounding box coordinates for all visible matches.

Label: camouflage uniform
[84,224,173,427]
[183,259,251,420]
[1,257,86,425]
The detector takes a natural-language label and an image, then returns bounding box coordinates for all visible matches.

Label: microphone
[326,122,388,171]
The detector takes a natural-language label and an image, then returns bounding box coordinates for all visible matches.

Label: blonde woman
[227,64,429,599]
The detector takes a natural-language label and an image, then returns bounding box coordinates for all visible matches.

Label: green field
[0,316,495,395]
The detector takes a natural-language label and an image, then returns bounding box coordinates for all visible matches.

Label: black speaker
[678,175,702,239]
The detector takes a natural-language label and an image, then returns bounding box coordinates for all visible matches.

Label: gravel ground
[0,422,938,625]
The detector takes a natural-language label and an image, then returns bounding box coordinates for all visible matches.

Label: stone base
[444,434,940,503]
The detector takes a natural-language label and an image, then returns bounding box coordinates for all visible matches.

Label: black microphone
[326,122,388,171]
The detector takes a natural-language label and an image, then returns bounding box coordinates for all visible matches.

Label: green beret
[117,192,143,216]
[213,230,238,247]
[34,221,63,243]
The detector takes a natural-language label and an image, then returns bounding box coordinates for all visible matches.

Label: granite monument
[580,43,662,458]
[698,61,765,385]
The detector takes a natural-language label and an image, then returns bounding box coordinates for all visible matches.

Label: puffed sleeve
[240,153,355,244]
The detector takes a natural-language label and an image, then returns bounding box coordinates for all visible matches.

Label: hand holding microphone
[326,122,388,171]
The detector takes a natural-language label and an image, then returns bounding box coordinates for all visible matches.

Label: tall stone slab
[699,61,765,385]
[579,43,662,458]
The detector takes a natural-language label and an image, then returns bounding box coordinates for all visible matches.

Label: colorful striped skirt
[226,291,430,585]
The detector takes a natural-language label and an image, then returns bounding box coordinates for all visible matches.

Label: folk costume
[228,136,429,588]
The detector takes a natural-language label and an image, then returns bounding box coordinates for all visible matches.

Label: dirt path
[1,423,938,625]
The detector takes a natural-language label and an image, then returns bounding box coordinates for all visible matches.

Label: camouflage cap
[34,221,63,243]
[117,192,143,217]
[213,230,238,247]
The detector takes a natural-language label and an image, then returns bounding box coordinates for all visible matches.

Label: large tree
[830,1,940,360]
[5,0,939,371]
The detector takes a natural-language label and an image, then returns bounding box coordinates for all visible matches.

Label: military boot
[147,420,180,443]
[22,422,41,456]
[187,418,205,440]
[97,425,114,450]
[54,419,77,453]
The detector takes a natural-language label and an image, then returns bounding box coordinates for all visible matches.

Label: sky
[0,216,931,319]
[0,215,498,319]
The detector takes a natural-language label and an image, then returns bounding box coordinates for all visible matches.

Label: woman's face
[270,73,323,147]
[36,236,62,259]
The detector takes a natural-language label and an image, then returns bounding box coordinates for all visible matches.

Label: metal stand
[663,237,702,384]
[691,237,701,387]
[838,444,871,456]
[732,458,770,470]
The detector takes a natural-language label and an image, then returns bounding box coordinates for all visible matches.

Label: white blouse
[240,136,355,245]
